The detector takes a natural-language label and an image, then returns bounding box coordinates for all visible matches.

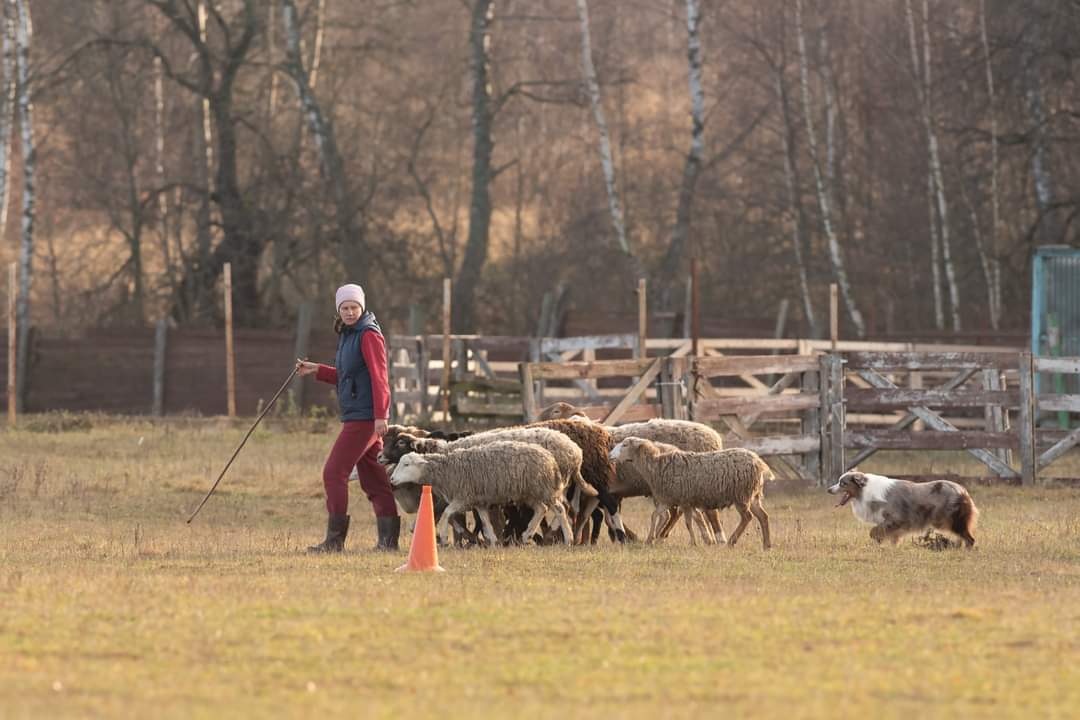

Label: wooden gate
[838,352,1025,484]
[1029,355,1080,478]
[690,354,823,482]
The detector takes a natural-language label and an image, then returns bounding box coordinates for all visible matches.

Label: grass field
[2,416,1079,719]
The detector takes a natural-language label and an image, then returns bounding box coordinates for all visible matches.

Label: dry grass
[1,416,1079,719]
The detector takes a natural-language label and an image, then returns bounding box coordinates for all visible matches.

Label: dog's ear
[849,472,868,487]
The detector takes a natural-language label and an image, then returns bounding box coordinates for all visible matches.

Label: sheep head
[378,432,427,465]
[538,401,587,421]
[609,436,660,464]
[390,452,430,486]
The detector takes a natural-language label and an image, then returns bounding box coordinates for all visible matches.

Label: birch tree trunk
[906,0,960,331]
[978,0,1001,329]
[281,0,364,286]
[926,172,944,330]
[309,0,326,92]
[452,0,495,333]
[1023,13,1057,244]
[795,0,865,337]
[267,1,278,117]
[574,0,634,268]
[922,0,959,331]
[775,65,817,337]
[0,3,14,235]
[193,0,213,318]
[657,0,705,309]
[13,0,32,411]
[150,8,177,298]
[959,176,997,334]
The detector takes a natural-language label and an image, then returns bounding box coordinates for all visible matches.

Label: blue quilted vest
[334,312,384,421]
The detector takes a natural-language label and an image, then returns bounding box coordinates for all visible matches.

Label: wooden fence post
[290,302,313,412]
[528,338,544,408]
[223,262,236,417]
[152,319,168,417]
[691,259,700,358]
[441,278,451,420]
[829,283,839,352]
[417,336,430,418]
[819,353,844,485]
[672,356,688,421]
[637,278,647,359]
[982,368,1008,465]
[660,357,675,419]
[802,364,821,483]
[1017,350,1036,486]
[520,361,537,422]
[7,263,15,424]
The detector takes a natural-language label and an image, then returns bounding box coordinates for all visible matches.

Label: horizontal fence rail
[9,326,1080,486]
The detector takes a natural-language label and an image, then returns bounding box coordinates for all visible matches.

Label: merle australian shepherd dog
[827,471,979,548]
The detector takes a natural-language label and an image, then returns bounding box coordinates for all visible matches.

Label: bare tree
[657,0,706,311]
[0,2,14,234]
[146,0,262,325]
[280,0,366,287]
[905,0,960,331]
[978,0,1001,329]
[774,40,817,336]
[574,0,635,273]
[1022,5,1059,245]
[795,0,864,337]
[453,0,495,333]
[12,0,31,410]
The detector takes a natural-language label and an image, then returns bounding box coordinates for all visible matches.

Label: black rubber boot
[307,514,349,553]
[374,516,401,551]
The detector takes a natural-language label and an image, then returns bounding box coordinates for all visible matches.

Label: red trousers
[323,421,397,518]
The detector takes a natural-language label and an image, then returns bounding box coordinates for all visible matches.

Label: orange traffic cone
[395,485,445,573]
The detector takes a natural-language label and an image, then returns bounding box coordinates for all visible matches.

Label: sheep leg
[705,509,727,544]
[474,507,502,547]
[552,500,573,545]
[727,503,754,548]
[599,494,628,543]
[750,496,771,550]
[574,496,600,544]
[683,508,698,546]
[451,512,477,547]
[658,506,681,539]
[647,502,673,543]
[520,502,549,545]
[489,505,509,546]
[691,508,715,545]
[436,500,466,545]
[590,508,605,544]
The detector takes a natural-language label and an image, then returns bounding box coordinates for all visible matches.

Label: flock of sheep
[380,401,774,549]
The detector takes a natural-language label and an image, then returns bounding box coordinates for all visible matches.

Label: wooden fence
[8,326,1079,485]
[517,350,1079,486]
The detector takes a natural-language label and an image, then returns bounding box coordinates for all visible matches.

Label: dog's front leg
[869,524,887,544]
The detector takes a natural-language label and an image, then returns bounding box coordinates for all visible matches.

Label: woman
[295,283,400,552]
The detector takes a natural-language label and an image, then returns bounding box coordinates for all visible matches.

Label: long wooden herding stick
[186,365,299,523]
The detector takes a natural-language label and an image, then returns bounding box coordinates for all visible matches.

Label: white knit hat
[335,283,366,312]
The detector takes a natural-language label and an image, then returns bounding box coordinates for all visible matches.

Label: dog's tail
[951,491,979,548]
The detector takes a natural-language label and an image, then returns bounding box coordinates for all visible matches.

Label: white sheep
[390,440,573,546]
[607,418,726,541]
[450,427,596,500]
[609,438,774,549]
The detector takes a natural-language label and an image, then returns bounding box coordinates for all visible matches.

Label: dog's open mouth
[835,491,852,507]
